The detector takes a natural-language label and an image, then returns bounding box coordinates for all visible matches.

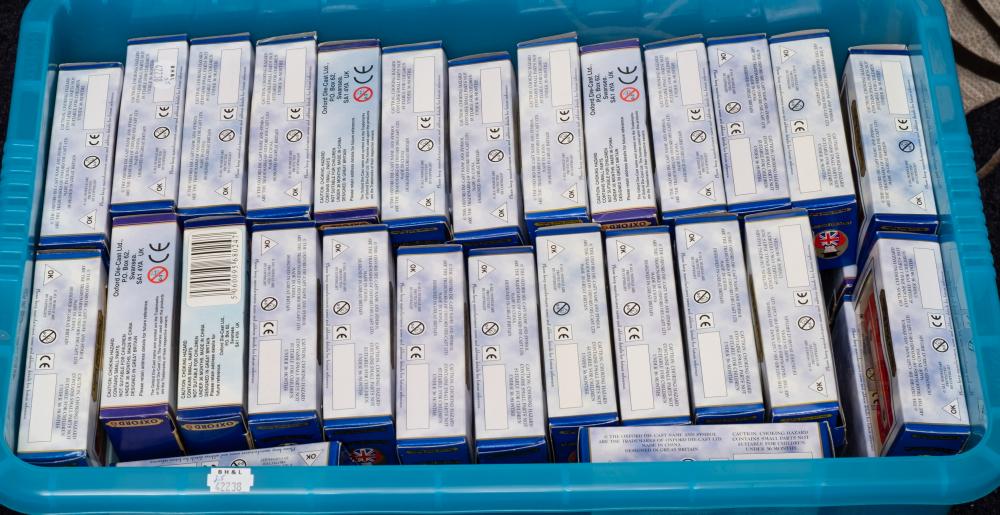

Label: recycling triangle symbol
[616,240,634,261]
[261,236,277,254]
[42,265,62,285]
[562,184,580,203]
[809,375,828,397]
[148,177,167,197]
[478,260,495,279]
[407,259,423,278]
[299,451,319,466]
[943,399,963,420]
[698,181,717,201]
[286,182,302,201]
[545,240,565,260]
[779,46,795,63]
[683,229,702,249]
[79,210,97,229]
[216,182,233,200]
[328,239,348,259]
[418,192,435,211]
[491,202,509,221]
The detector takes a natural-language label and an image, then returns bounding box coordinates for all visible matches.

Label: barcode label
[185,227,244,306]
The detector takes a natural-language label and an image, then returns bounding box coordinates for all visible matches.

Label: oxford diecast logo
[814,229,848,259]
[182,420,240,431]
[106,418,164,428]
[349,447,385,465]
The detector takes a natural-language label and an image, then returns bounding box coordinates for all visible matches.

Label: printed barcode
[186,229,243,306]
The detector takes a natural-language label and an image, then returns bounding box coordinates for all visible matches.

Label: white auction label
[207,467,254,493]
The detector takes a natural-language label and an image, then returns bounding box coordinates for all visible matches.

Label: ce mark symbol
[36,353,54,369]
[333,324,351,340]
[483,346,501,361]
[617,66,638,84]
[353,65,374,84]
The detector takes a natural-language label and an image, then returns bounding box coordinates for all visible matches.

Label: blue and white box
[743,210,844,445]
[579,40,657,229]
[578,423,832,462]
[770,30,858,269]
[644,36,726,221]
[176,216,251,454]
[842,45,938,264]
[110,35,189,216]
[707,34,790,213]
[831,295,878,457]
[604,226,691,425]
[39,63,123,249]
[449,52,524,248]
[321,224,397,465]
[246,33,317,222]
[855,233,970,456]
[381,42,450,245]
[177,34,254,218]
[534,224,619,462]
[467,246,548,463]
[674,214,765,423]
[822,264,857,317]
[99,214,184,461]
[119,441,338,467]
[516,33,589,235]
[314,39,382,225]
[247,222,323,447]
[395,244,471,464]
[17,249,107,466]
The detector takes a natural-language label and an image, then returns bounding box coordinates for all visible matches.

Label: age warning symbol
[407,321,425,335]
[147,265,169,284]
[481,322,500,336]
[38,329,57,344]
[333,301,351,316]
[619,86,640,103]
[353,86,374,103]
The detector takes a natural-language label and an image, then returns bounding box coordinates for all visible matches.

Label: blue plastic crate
[0,0,998,512]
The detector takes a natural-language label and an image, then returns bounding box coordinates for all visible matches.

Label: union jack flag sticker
[814,229,848,259]
[350,447,384,465]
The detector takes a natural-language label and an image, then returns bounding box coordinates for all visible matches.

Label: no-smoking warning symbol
[619,86,640,103]
[353,86,374,103]
[147,265,169,284]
